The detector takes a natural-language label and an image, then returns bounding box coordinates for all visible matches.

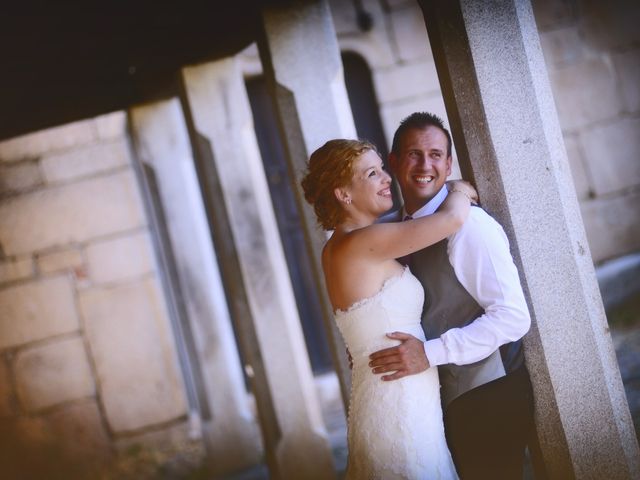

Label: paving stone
[85,230,155,284]
[41,139,131,184]
[0,170,146,256]
[14,336,95,412]
[79,277,187,433]
[0,275,79,350]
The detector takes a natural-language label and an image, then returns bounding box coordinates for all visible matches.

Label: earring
[345,198,352,205]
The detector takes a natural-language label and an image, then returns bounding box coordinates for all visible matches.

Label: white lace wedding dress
[335,266,458,479]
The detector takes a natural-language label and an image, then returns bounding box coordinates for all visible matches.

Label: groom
[369,112,534,479]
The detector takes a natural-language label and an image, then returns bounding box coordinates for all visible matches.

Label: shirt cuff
[424,339,448,367]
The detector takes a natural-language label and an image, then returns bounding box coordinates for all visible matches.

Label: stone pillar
[181,58,335,480]
[128,99,262,475]
[257,0,357,406]
[419,1,640,478]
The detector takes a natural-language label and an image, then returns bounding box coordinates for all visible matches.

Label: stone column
[128,99,262,475]
[257,0,357,406]
[419,1,640,478]
[181,58,335,480]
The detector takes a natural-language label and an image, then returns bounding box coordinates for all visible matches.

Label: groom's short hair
[391,112,452,158]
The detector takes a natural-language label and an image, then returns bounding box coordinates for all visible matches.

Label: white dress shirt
[404,186,531,367]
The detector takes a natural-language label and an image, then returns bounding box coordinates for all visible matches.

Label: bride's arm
[341,181,476,261]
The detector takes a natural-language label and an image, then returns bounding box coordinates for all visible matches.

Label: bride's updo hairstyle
[301,139,377,231]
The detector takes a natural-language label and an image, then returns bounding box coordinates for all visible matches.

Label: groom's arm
[423,209,530,367]
[369,209,530,379]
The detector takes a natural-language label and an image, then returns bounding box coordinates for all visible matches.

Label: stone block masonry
[0,111,194,475]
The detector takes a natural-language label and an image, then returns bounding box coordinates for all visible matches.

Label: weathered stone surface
[563,134,591,199]
[41,139,131,183]
[531,0,576,30]
[380,93,449,147]
[46,400,112,463]
[0,160,43,195]
[328,0,361,36]
[389,1,432,62]
[95,111,127,140]
[549,57,623,131]
[0,257,34,285]
[579,117,640,195]
[0,359,13,416]
[15,336,95,412]
[0,170,145,256]
[79,277,187,433]
[129,99,263,473]
[0,275,79,349]
[332,0,397,68]
[582,189,640,263]
[612,48,640,113]
[579,0,640,50]
[1,401,111,477]
[114,419,197,455]
[373,59,440,103]
[186,49,335,476]
[85,230,154,284]
[0,120,96,163]
[539,26,585,68]
[384,0,413,9]
[37,248,84,274]
[422,1,640,475]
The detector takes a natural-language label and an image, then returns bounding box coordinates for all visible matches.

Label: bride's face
[346,150,393,215]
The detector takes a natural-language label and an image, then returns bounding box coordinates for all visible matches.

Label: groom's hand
[368,332,430,381]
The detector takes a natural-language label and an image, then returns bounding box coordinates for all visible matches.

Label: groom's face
[389,126,452,214]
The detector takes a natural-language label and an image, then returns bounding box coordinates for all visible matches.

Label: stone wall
[327,0,640,263]
[0,112,191,477]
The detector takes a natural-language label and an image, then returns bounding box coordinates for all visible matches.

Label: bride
[301,139,476,479]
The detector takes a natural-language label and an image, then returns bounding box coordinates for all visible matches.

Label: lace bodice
[335,266,425,362]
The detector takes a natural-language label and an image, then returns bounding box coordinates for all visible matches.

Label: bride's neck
[336,215,374,234]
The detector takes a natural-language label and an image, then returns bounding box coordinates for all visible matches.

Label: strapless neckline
[334,265,409,316]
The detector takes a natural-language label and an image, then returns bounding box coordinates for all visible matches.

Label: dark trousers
[443,365,534,480]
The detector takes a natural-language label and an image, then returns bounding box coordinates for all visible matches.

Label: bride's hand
[446,179,479,205]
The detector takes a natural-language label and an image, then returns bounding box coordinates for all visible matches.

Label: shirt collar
[402,185,448,219]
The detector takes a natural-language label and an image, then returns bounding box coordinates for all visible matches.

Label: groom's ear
[446,155,453,176]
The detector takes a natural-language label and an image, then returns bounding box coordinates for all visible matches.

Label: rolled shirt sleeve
[423,208,531,367]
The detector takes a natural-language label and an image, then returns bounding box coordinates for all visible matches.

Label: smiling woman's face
[345,149,393,216]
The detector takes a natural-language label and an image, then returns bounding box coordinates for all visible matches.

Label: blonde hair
[301,139,377,230]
